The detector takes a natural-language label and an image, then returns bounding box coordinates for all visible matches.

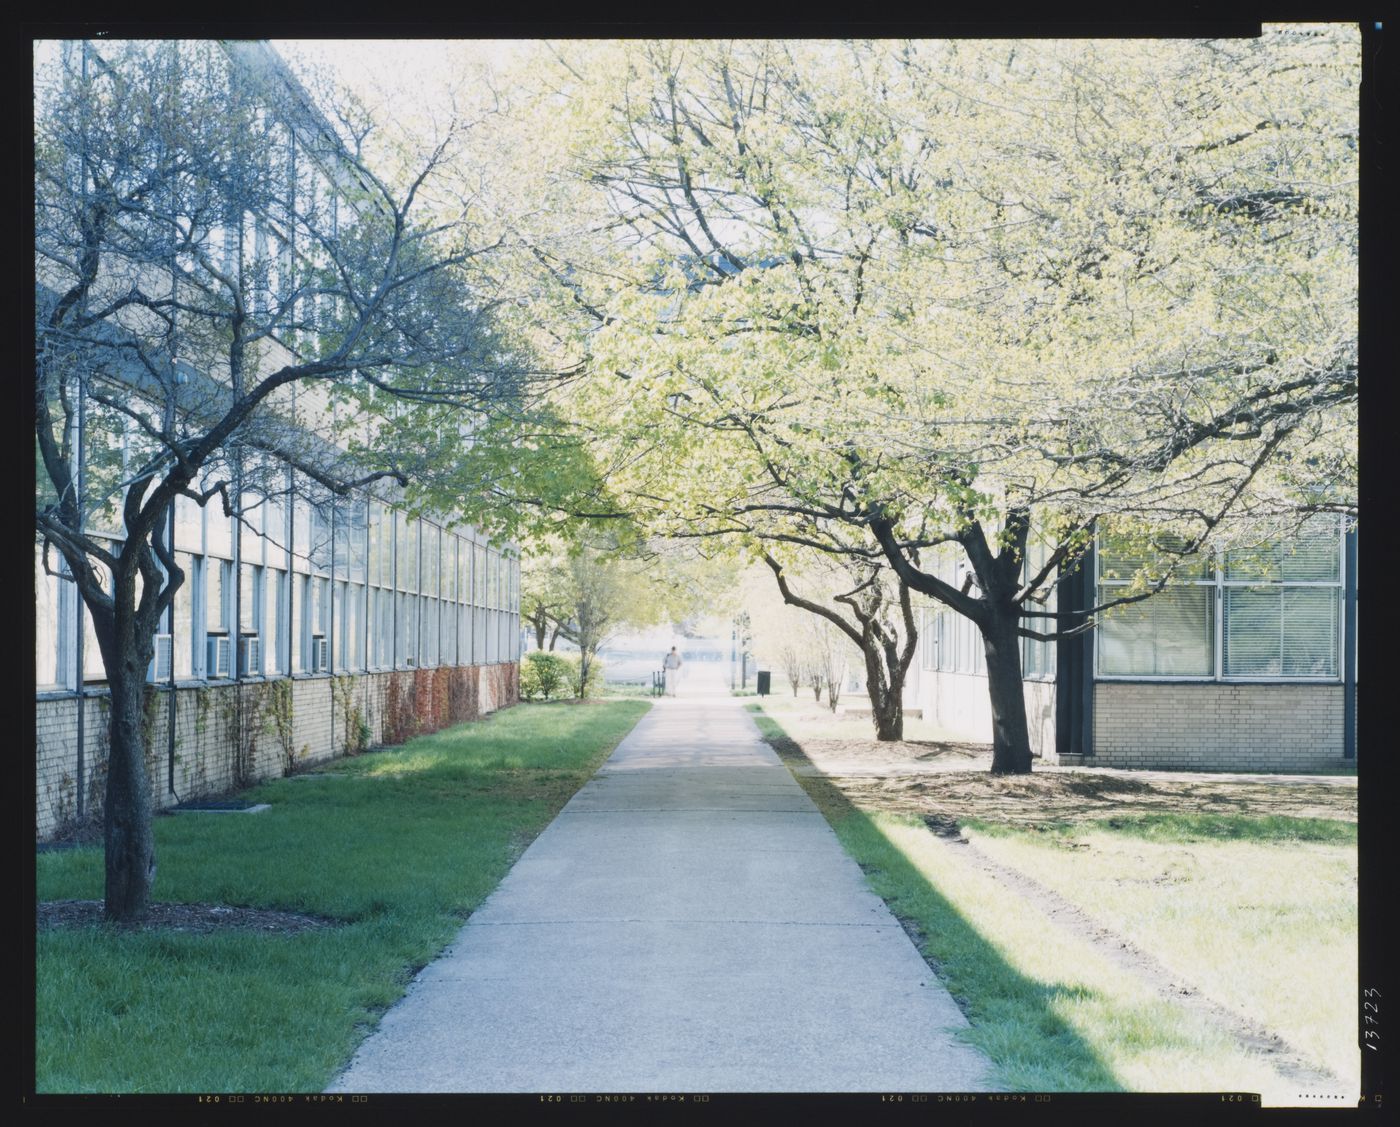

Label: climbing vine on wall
[265,679,295,776]
[447,665,479,726]
[235,684,266,787]
[333,675,371,754]
[383,671,417,746]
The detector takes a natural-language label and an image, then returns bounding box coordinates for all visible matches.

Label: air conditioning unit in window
[311,636,329,673]
[206,635,232,679]
[149,634,173,682]
[238,635,261,677]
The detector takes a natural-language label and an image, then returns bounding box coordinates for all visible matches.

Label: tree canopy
[482,30,1358,769]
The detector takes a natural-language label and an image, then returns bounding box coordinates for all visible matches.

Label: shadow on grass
[750,709,1123,1093]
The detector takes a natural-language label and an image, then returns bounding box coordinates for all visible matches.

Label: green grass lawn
[36,699,649,1094]
[962,816,1359,1090]
[750,705,1359,1102]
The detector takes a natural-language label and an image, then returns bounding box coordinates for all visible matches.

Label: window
[206,559,230,634]
[308,505,332,576]
[1096,517,1343,681]
[239,492,265,565]
[336,500,367,583]
[173,553,195,680]
[443,537,458,665]
[174,493,203,552]
[205,496,233,562]
[35,545,63,690]
[375,586,393,669]
[265,566,286,675]
[398,517,418,594]
[1019,539,1057,681]
[368,504,384,587]
[423,525,440,667]
[239,564,260,634]
[265,494,289,564]
[1099,586,1214,676]
[292,492,312,574]
[919,606,938,673]
[291,574,305,673]
[312,576,330,637]
[397,590,417,666]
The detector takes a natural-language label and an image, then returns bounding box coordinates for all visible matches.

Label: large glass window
[1096,517,1343,681]
[1098,586,1215,677]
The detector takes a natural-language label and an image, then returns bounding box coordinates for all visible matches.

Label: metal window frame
[1094,516,1346,684]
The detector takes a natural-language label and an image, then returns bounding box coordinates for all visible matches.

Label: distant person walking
[662,646,683,696]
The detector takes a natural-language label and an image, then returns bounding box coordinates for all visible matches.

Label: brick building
[907,516,1358,772]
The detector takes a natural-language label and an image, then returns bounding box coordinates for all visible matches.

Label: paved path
[328,694,994,1093]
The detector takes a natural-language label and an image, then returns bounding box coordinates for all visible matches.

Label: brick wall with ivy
[34,662,519,841]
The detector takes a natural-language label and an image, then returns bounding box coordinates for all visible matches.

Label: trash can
[756,671,771,696]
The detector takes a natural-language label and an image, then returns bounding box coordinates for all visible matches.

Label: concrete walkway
[327,694,994,1093]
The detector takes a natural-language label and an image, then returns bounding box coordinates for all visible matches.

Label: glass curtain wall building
[35,40,521,840]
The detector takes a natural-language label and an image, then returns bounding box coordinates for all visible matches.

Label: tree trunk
[862,649,907,739]
[982,607,1033,774]
[862,642,906,741]
[102,630,157,922]
[577,647,595,698]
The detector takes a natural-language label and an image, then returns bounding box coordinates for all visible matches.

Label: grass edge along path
[748,704,1297,1097]
[36,699,650,1094]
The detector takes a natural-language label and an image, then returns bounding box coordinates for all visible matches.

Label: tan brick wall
[35,662,520,842]
[1092,682,1349,771]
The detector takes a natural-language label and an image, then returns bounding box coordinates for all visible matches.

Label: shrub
[521,651,572,701]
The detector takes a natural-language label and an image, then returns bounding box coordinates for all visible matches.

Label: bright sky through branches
[274,39,525,114]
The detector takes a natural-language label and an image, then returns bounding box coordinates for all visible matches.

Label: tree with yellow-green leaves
[484,30,1357,773]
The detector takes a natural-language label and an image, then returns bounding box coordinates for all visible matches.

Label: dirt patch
[781,734,1356,829]
[839,769,1355,828]
[37,899,338,936]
